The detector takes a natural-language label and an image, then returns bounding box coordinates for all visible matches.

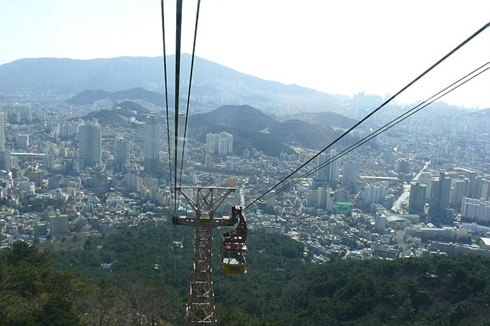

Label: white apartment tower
[363,184,387,205]
[206,132,233,156]
[342,162,360,188]
[314,150,340,187]
[461,197,490,224]
[0,111,10,171]
[0,111,5,150]
[79,120,101,167]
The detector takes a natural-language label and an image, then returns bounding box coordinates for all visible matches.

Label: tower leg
[185,224,215,325]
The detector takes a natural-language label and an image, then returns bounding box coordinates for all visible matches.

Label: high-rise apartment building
[0,111,5,150]
[206,133,219,154]
[363,184,386,205]
[439,172,453,209]
[0,149,11,171]
[144,115,161,174]
[450,178,470,207]
[16,134,29,149]
[314,150,339,187]
[0,111,10,171]
[342,162,360,189]
[461,197,490,224]
[471,176,490,201]
[307,187,336,211]
[50,214,69,236]
[429,171,453,216]
[59,122,79,138]
[206,132,233,156]
[409,182,426,214]
[79,120,101,167]
[114,138,130,172]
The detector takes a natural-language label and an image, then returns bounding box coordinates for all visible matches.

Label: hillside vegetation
[2,222,489,325]
[66,87,165,106]
[189,105,358,155]
[79,100,152,125]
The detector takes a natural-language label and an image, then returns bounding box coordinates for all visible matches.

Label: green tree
[0,241,82,325]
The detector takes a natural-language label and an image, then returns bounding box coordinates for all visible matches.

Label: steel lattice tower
[173,186,237,325]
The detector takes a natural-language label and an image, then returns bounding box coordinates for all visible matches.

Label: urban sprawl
[1,94,489,262]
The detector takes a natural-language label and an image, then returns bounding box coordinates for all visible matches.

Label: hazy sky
[1,0,489,108]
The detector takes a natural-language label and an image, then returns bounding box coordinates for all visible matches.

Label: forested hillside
[2,222,490,325]
[0,242,83,325]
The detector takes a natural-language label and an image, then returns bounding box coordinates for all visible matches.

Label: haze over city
[1,0,489,108]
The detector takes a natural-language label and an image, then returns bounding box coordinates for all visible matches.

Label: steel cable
[244,22,490,210]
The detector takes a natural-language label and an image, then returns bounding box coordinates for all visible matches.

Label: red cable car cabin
[221,207,247,274]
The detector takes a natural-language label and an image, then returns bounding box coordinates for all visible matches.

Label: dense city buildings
[0,93,489,262]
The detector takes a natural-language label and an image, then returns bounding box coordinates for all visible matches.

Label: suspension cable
[244,22,490,210]
[255,62,490,205]
[160,0,174,215]
[258,63,490,203]
[179,0,201,186]
[174,0,183,212]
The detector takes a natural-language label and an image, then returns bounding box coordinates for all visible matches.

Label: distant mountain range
[65,86,203,109]
[0,55,345,113]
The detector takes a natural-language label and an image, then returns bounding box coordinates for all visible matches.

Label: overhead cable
[255,62,490,205]
[160,0,174,215]
[179,0,202,186]
[174,0,183,212]
[244,22,490,210]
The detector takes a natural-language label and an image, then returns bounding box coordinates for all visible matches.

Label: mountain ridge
[66,87,165,106]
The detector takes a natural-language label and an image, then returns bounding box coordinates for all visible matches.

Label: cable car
[221,207,247,274]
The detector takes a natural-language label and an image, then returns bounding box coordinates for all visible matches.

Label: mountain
[0,57,163,94]
[189,105,357,155]
[190,105,277,131]
[66,87,165,106]
[269,120,347,150]
[80,100,152,125]
[67,89,112,105]
[283,111,358,129]
[0,56,345,113]
[189,105,292,156]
